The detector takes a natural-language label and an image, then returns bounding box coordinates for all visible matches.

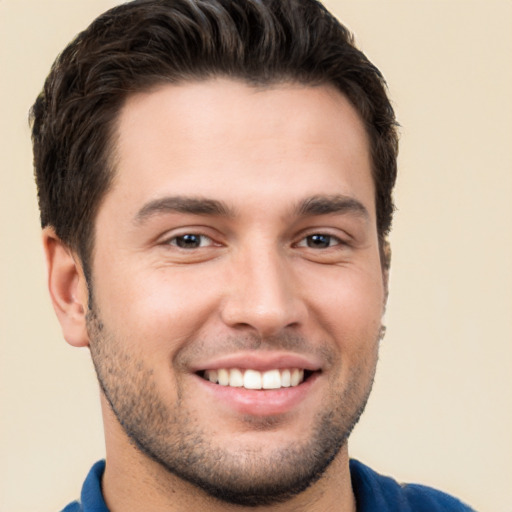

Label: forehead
[106,78,374,221]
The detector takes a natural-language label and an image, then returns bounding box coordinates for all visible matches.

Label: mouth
[197,368,316,390]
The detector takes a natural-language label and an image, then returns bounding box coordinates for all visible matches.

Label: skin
[44,79,386,511]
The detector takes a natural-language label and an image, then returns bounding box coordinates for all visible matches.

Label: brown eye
[170,234,212,249]
[300,234,341,249]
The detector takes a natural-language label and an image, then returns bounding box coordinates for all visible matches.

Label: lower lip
[194,372,320,416]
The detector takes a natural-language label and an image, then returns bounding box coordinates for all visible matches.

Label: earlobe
[42,228,90,348]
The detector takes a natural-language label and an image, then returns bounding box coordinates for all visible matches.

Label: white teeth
[203,368,307,389]
[229,368,244,387]
[217,368,230,386]
[290,368,301,387]
[281,369,291,387]
[244,369,262,389]
[262,369,281,389]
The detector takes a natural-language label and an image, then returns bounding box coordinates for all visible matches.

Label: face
[87,79,385,505]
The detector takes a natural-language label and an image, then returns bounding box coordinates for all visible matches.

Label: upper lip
[190,352,323,373]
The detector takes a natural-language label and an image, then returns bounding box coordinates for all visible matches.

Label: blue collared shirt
[61,459,476,511]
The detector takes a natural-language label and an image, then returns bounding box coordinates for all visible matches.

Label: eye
[168,234,214,249]
[297,234,342,249]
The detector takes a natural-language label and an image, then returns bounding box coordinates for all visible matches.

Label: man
[30,0,475,510]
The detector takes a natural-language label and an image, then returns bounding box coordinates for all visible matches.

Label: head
[31,0,397,278]
[32,0,398,508]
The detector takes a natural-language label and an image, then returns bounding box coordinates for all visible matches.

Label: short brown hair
[30,0,398,274]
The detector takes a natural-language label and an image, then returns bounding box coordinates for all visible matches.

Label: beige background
[1,1,511,511]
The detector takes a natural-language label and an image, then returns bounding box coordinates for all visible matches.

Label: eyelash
[164,232,346,250]
[166,233,215,249]
[295,234,344,249]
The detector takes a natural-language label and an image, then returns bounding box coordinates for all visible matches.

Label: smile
[200,368,312,390]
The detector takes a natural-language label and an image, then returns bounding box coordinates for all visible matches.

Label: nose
[220,244,307,338]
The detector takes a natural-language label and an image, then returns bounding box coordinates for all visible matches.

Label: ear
[43,228,90,347]
[381,238,391,309]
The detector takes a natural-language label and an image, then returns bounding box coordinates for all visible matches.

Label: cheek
[316,272,383,388]
[303,265,384,337]
[92,259,221,355]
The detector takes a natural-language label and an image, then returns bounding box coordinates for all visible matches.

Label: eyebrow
[295,194,370,220]
[134,196,235,224]
[134,193,369,225]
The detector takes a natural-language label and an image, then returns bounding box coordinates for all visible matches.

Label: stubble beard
[86,305,378,507]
